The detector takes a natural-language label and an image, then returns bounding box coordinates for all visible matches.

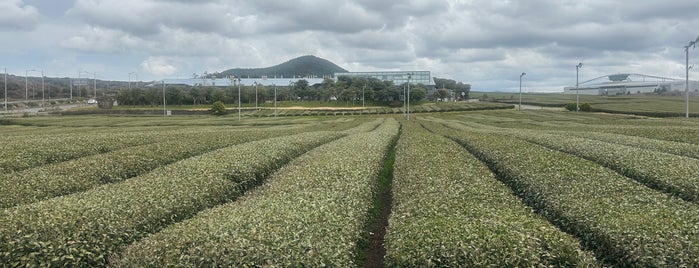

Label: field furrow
[113,119,399,267]
[426,122,699,267]
[0,131,344,267]
[384,122,598,266]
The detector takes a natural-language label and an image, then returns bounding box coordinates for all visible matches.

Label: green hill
[218,55,348,78]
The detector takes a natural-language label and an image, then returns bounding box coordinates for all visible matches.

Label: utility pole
[162,80,166,116]
[238,78,241,121]
[685,37,699,118]
[519,72,526,111]
[362,82,366,108]
[406,73,411,120]
[41,71,45,107]
[4,68,7,111]
[576,63,583,112]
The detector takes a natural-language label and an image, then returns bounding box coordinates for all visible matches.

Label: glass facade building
[334,71,432,85]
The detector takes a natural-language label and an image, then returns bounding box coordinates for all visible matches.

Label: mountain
[217,55,348,78]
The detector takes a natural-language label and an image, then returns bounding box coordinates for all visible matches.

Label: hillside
[218,55,348,78]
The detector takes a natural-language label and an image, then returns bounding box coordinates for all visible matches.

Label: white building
[162,76,326,87]
[334,71,433,85]
[564,73,699,95]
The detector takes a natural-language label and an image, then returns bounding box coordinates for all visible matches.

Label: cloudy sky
[1,0,698,92]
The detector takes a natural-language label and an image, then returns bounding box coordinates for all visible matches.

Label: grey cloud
[8,0,699,91]
[0,0,40,31]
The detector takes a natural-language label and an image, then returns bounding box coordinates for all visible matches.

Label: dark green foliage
[566,103,591,112]
[409,88,426,101]
[434,89,449,100]
[209,101,227,115]
[433,77,471,99]
[580,103,592,112]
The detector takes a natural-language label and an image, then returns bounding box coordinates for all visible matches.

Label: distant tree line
[115,76,428,106]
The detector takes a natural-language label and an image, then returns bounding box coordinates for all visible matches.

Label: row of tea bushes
[0,129,291,208]
[114,119,400,267]
[560,130,699,160]
[384,122,598,266]
[431,122,699,267]
[0,131,155,173]
[0,126,244,173]
[0,131,344,267]
[508,130,699,203]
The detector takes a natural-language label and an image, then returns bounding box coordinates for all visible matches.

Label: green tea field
[1,111,698,267]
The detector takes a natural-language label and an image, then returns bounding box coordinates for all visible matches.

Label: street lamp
[128,72,137,89]
[25,69,40,100]
[684,36,699,118]
[4,68,7,111]
[79,70,96,99]
[254,81,258,109]
[237,78,242,121]
[406,73,412,120]
[576,62,583,112]
[162,80,166,116]
[519,72,526,111]
[362,81,366,108]
[41,70,45,107]
[273,83,277,117]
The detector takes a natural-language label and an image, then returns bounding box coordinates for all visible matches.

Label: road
[0,102,92,117]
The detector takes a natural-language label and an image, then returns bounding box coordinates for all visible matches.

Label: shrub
[209,101,227,115]
[565,102,577,111]
[580,103,592,112]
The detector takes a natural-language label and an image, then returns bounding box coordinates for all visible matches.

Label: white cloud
[4,0,699,89]
[140,57,178,76]
[0,0,40,31]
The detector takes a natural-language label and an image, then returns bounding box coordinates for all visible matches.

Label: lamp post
[406,73,412,120]
[77,71,81,98]
[685,37,699,118]
[79,70,95,99]
[41,70,45,107]
[254,81,258,109]
[128,72,137,89]
[576,62,583,112]
[162,80,166,116]
[25,69,39,100]
[519,72,526,111]
[92,73,96,98]
[237,78,242,121]
[25,70,28,100]
[403,84,406,118]
[4,68,7,111]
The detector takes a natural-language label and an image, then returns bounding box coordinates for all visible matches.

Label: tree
[409,86,426,101]
[434,89,449,101]
[212,88,226,103]
[433,77,471,100]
